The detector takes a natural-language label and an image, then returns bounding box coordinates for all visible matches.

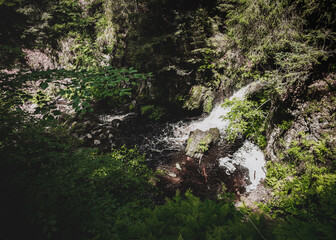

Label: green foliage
[197,48,217,73]
[219,2,336,237]
[265,131,336,239]
[1,1,336,239]
[197,136,212,153]
[222,97,269,148]
[220,0,336,92]
[0,0,105,69]
[0,45,24,68]
[140,104,166,121]
[68,34,103,69]
[0,109,155,239]
[113,191,269,240]
[0,66,152,118]
[194,48,218,83]
[272,215,336,240]
[278,120,293,131]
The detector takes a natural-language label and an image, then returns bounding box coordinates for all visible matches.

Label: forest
[1,0,336,239]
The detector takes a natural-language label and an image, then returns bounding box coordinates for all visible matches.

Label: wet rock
[99,133,106,139]
[167,172,177,178]
[185,128,220,158]
[265,86,336,163]
[112,119,122,128]
[176,163,182,171]
[90,130,99,136]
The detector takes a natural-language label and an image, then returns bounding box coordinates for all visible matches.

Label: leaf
[44,115,54,121]
[73,98,80,108]
[82,102,90,107]
[40,82,48,90]
[52,110,61,115]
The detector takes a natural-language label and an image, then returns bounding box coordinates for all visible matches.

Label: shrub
[0,110,155,240]
[113,191,269,240]
[221,97,269,148]
[0,66,152,118]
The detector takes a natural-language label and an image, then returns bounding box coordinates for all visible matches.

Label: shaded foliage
[0,108,155,240]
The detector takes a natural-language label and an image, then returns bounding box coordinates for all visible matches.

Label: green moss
[203,96,214,113]
[184,85,203,110]
[184,85,215,113]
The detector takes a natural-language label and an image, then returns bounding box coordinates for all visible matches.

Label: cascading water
[155,83,266,192]
[99,82,266,193]
[166,84,251,143]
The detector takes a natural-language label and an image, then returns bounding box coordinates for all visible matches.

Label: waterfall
[99,82,266,193]
[168,84,251,143]
[163,82,266,192]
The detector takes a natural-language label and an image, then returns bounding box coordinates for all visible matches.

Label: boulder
[185,128,220,158]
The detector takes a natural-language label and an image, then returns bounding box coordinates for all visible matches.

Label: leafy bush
[221,97,269,148]
[113,191,269,240]
[0,109,156,240]
[0,66,152,118]
[264,131,336,239]
[221,0,336,93]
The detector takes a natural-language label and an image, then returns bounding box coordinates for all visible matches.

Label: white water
[165,84,251,147]
[166,82,266,192]
[98,113,134,123]
[99,82,267,192]
[219,141,266,192]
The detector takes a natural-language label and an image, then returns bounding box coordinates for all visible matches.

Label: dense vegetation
[1,0,335,239]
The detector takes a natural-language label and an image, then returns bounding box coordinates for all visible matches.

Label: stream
[98,82,267,200]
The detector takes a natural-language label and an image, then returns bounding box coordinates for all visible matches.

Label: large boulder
[186,128,220,158]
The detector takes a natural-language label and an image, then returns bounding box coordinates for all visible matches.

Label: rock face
[184,85,215,113]
[264,77,336,163]
[185,128,220,158]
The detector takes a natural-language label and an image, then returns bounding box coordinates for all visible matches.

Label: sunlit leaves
[221,97,268,148]
[0,66,152,120]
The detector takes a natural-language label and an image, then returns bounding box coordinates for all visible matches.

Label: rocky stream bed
[65,83,271,206]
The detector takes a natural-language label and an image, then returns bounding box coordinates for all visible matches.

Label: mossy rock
[186,128,220,158]
[184,85,215,113]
